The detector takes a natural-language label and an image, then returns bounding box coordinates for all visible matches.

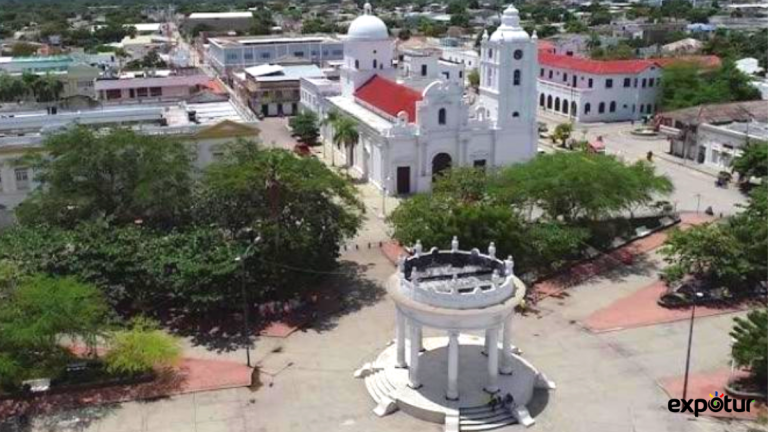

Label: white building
[399,48,466,90]
[301,3,537,195]
[537,50,662,123]
[698,121,768,170]
[440,47,480,69]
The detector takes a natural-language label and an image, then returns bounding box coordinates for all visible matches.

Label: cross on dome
[364,2,372,14]
[500,4,521,28]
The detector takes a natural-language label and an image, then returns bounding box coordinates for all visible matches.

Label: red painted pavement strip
[659,369,765,420]
[0,357,252,417]
[582,281,749,332]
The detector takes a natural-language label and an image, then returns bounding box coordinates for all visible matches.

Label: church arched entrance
[432,153,452,182]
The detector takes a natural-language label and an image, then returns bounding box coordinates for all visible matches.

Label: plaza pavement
[16,117,764,432]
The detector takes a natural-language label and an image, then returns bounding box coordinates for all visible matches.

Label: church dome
[347,3,389,40]
[489,5,530,42]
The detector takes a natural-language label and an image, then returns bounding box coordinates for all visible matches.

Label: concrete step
[459,406,517,432]
[364,372,384,404]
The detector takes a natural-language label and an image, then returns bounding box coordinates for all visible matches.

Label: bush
[105,317,181,375]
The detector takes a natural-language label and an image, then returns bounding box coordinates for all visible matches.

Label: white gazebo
[355,238,555,432]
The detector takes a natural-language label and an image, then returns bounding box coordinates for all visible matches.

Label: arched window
[513,69,521,86]
[609,101,616,113]
[547,95,553,109]
[584,103,591,114]
[571,101,577,116]
[563,101,569,114]
[373,59,378,69]
[512,111,519,117]
[554,97,561,112]
[539,93,545,107]
[598,102,605,114]
[639,104,645,114]
[438,108,447,125]
[488,48,493,59]
[354,59,359,69]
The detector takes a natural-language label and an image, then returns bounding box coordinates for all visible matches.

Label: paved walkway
[659,369,763,420]
[582,280,752,333]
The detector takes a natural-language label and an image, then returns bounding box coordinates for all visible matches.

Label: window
[513,69,521,86]
[421,64,427,76]
[588,78,593,88]
[606,79,613,89]
[136,87,148,98]
[129,88,135,98]
[373,59,377,69]
[473,159,487,168]
[294,51,304,57]
[355,59,359,69]
[261,52,271,59]
[14,168,29,190]
[641,78,647,88]
[598,102,605,114]
[488,48,493,59]
[548,70,553,79]
[244,52,254,60]
[0,173,3,192]
[609,101,616,112]
[634,78,638,87]
[332,49,343,56]
[563,73,568,82]
[572,75,577,87]
[639,104,645,114]
[459,71,463,79]
[442,71,450,79]
[648,78,654,87]
[438,108,446,125]
[540,68,544,77]
[322,50,328,56]
[512,111,519,117]
[585,103,591,114]
[106,89,122,100]
[226,53,239,61]
[311,50,318,56]
[623,77,631,87]
[513,49,523,60]
[150,87,162,97]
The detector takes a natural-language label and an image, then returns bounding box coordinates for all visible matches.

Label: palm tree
[332,116,359,170]
[320,110,342,165]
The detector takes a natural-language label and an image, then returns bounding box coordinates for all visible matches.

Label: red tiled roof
[651,55,722,70]
[537,40,555,54]
[539,52,657,75]
[354,75,423,123]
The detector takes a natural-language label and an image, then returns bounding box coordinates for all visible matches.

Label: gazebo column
[395,309,407,368]
[484,326,500,394]
[446,331,460,400]
[416,325,424,352]
[408,322,422,389]
[500,315,514,375]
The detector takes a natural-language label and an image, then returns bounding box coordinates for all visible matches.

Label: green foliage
[730,309,767,386]
[289,110,320,145]
[704,29,768,70]
[732,141,768,181]
[17,127,195,228]
[467,68,480,89]
[552,123,573,146]
[331,116,360,158]
[125,49,167,70]
[197,143,363,294]
[661,61,761,110]
[10,42,38,56]
[661,186,767,288]
[301,18,339,34]
[0,275,110,388]
[0,72,62,103]
[251,8,275,36]
[497,152,673,222]
[105,317,181,375]
[564,19,588,33]
[591,43,635,60]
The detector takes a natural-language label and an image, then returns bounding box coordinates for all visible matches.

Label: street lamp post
[682,291,704,400]
[379,175,391,219]
[234,238,260,368]
[695,194,701,214]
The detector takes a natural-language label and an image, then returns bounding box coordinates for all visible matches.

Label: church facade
[299,4,538,195]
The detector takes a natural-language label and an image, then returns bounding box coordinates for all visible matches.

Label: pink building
[95,69,210,102]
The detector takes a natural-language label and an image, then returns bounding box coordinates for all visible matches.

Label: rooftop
[244,64,325,82]
[539,52,657,75]
[659,100,768,126]
[354,75,423,123]
[187,12,253,19]
[651,55,722,70]
[208,35,340,48]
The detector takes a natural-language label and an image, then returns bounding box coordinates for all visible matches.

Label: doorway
[397,166,411,194]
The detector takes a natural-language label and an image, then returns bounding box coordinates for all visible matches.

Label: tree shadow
[162,259,386,352]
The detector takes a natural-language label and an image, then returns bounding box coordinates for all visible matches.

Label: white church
[300,3,538,195]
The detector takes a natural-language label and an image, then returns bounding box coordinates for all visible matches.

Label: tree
[16,127,195,228]
[251,8,275,35]
[331,116,360,167]
[105,317,181,375]
[10,42,38,57]
[552,123,573,147]
[730,309,767,389]
[289,110,320,145]
[661,61,761,110]
[197,143,363,293]
[125,49,167,70]
[301,18,337,34]
[497,152,673,222]
[564,19,588,33]
[731,141,768,182]
[398,28,412,41]
[467,68,480,89]
[660,185,767,289]
[450,12,471,28]
[0,275,110,389]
